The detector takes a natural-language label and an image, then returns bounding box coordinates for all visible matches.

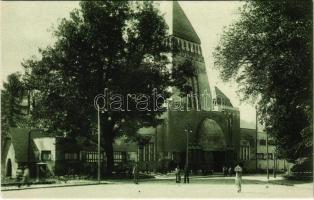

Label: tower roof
[173,1,201,44]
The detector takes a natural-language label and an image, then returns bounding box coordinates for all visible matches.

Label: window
[145,145,149,161]
[41,151,52,161]
[257,153,264,159]
[114,151,127,163]
[83,151,104,163]
[259,139,266,145]
[65,153,78,160]
[240,146,250,161]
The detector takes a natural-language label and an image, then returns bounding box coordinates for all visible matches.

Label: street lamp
[266,129,269,180]
[222,110,233,165]
[184,126,192,168]
[97,105,101,184]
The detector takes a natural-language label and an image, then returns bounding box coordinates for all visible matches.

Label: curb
[1,181,111,192]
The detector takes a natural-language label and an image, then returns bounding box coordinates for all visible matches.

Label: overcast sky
[1,1,258,128]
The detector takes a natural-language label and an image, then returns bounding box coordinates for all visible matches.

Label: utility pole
[273,145,276,178]
[184,127,192,168]
[97,105,101,184]
[255,107,258,173]
[266,130,269,180]
[28,130,32,170]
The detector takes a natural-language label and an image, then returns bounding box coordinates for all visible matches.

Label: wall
[240,129,292,172]
[3,144,18,178]
[33,137,56,174]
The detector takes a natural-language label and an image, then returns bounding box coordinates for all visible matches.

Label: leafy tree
[1,73,28,145]
[171,60,197,96]
[214,0,312,162]
[23,1,171,174]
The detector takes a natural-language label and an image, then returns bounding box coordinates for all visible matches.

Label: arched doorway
[197,118,227,171]
[6,159,12,177]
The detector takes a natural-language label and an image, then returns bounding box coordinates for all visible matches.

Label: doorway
[6,159,12,177]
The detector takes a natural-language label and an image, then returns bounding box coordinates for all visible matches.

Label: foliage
[171,60,197,96]
[213,0,312,162]
[1,73,30,145]
[22,1,171,174]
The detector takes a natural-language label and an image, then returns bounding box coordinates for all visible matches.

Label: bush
[291,157,313,173]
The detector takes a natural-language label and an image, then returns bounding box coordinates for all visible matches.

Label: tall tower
[161,1,212,111]
[156,2,240,170]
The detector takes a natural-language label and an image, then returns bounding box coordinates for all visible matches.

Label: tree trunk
[102,117,115,176]
[104,135,114,175]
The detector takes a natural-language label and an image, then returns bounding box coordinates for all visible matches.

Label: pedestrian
[133,163,139,184]
[228,166,232,176]
[222,166,227,177]
[234,163,243,193]
[175,165,181,183]
[22,166,30,187]
[183,165,189,184]
[16,167,23,188]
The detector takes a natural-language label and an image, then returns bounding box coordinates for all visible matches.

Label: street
[2,175,313,198]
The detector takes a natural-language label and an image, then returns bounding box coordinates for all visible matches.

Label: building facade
[131,2,241,173]
[240,128,290,172]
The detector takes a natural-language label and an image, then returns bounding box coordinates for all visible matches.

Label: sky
[1,1,258,128]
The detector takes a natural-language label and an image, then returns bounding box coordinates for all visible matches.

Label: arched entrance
[6,159,12,177]
[196,118,227,171]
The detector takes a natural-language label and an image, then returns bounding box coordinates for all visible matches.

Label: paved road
[2,179,313,198]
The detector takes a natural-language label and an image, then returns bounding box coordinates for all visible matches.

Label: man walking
[234,163,243,193]
[183,165,189,184]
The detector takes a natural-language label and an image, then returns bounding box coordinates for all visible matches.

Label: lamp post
[266,130,269,181]
[222,110,233,165]
[184,127,192,168]
[255,106,258,173]
[97,105,101,184]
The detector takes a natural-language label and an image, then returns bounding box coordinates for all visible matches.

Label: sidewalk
[1,180,111,191]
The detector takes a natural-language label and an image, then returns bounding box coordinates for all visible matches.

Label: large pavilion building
[136,1,241,172]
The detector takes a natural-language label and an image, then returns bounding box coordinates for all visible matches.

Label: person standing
[22,167,30,187]
[133,163,139,184]
[175,165,181,183]
[228,166,232,176]
[16,167,23,188]
[234,163,243,193]
[222,166,227,177]
[183,165,189,184]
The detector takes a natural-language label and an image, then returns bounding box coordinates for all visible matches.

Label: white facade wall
[4,144,18,178]
[33,137,56,173]
[256,132,291,171]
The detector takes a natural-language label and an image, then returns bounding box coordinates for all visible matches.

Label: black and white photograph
[1,0,313,198]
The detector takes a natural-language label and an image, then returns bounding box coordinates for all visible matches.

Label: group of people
[175,165,190,183]
[222,166,233,177]
[129,162,243,193]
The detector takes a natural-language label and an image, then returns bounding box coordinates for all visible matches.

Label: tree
[213,0,312,162]
[1,73,28,145]
[23,1,171,174]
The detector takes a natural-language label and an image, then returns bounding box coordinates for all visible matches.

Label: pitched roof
[8,128,50,162]
[9,128,51,162]
[173,1,201,44]
[215,86,233,107]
